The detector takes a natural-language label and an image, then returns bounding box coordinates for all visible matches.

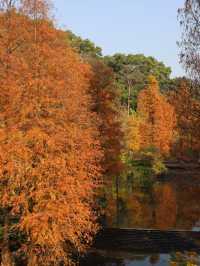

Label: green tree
[104,53,172,111]
[66,30,102,58]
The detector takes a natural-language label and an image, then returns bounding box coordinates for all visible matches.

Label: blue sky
[53,0,185,77]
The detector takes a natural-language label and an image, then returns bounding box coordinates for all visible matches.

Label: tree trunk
[1,212,14,266]
[127,83,131,116]
[27,252,37,266]
[116,176,120,227]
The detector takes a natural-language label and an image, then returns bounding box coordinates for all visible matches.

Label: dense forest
[0,0,200,266]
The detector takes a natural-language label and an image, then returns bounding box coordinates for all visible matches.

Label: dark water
[81,171,200,266]
[80,251,200,266]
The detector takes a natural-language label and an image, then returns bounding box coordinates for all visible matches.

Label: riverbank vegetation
[0,0,200,265]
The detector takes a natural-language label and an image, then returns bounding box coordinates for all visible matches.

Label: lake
[80,169,200,266]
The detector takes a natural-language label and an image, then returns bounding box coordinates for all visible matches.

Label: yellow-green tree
[126,113,142,153]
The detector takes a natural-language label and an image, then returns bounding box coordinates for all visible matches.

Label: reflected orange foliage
[153,183,177,230]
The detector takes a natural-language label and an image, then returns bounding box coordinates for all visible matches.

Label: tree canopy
[104,53,172,111]
[66,30,102,58]
[137,76,176,155]
[0,2,102,265]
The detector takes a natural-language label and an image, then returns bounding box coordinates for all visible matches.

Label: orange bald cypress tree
[0,1,102,265]
[169,80,200,158]
[88,60,123,227]
[137,76,176,156]
[89,59,123,179]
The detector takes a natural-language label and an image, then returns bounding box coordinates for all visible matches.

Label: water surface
[81,170,200,265]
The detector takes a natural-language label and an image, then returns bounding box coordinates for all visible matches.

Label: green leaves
[104,53,172,111]
[66,30,102,58]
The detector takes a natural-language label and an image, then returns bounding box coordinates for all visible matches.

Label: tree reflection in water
[82,174,200,266]
[105,175,200,231]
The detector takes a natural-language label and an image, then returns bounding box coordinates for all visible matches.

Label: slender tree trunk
[27,250,37,266]
[127,82,131,116]
[1,212,14,266]
[115,176,120,227]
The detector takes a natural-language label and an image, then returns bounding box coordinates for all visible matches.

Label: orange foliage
[137,76,176,156]
[89,59,123,178]
[0,2,102,265]
[169,80,200,158]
